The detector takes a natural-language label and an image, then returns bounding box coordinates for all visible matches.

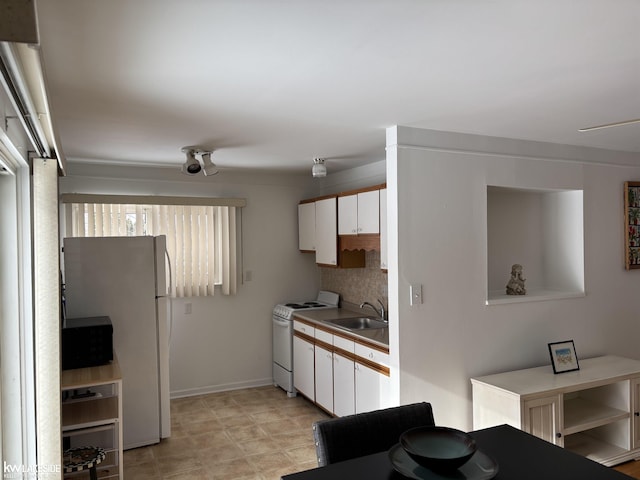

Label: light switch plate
[410,284,422,305]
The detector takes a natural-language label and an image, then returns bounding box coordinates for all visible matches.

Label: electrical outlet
[184,302,192,314]
[409,284,422,305]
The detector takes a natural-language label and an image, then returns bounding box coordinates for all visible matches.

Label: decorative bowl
[399,426,477,471]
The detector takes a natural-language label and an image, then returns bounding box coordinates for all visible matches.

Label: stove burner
[285,303,311,309]
[303,301,322,306]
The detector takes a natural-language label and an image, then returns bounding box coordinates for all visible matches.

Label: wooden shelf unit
[61,356,123,479]
[471,355,640,467]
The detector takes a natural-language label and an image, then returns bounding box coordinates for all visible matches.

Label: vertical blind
[64,200,241,297]
[33,158,62,478]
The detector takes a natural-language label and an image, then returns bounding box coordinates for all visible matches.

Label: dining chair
[312,402,435,466]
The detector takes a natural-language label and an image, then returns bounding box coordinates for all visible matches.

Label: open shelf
[563,397,630,435]
[62,356,122,479]
[63,449,119,480]
[62,396,119,430]
[564,432,629,466]
[486,289,584,305]
[486,186,584,305]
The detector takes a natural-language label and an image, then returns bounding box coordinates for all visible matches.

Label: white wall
[59,163,321,396]
[387,126,640,431]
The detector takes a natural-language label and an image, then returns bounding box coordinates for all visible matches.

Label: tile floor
[122,386,640,479]
[122,386,329,479]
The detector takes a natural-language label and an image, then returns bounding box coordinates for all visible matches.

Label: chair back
[312,402,435,466]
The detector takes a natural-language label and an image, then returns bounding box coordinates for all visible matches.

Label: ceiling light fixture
[180,146,220,176]
[181,147,202,175]
[312,157,326,178]
[200,151,219,176]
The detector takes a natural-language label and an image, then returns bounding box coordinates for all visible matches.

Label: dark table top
[282,424,634,480]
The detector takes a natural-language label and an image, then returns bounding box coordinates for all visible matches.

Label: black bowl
[399,426,477,471]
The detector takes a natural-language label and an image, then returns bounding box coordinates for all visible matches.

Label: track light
[181,148,202,175]
[180,146,220,176]
[312,158,326,178]
[201,152,219,176]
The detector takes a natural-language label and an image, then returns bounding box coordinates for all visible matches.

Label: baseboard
[170,377,274,399]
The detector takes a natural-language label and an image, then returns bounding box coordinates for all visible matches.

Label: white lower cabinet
[293,317,388,417]
[314,344,334,413]
[333,352,355,417]
[472,355,640,466]
[522,395,562,446]
[293,334,315,401]
[355,361,391,414]
[314,344,357,416]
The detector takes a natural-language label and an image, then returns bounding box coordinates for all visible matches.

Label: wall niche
[486,186,585,305]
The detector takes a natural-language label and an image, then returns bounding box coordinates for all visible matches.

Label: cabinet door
[632,378,640,450]
[357,190,380,234]
[298,202,315,251]
[338,194,358,235]
[523,395,563,446]
[355,361,390,414]
[293,335,315,401]
[379,188,387,269]
[315,344,334,413]
[315,197,337,266]
[333,353,355,417]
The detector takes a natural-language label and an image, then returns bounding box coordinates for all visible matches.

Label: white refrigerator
[63,235,171,449]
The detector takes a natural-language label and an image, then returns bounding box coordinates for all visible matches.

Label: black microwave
[62,316,113,370]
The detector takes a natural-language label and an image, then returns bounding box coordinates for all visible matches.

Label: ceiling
[35,0,640,175]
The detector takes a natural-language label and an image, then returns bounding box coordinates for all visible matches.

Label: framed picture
[624,181,640,270]
[548,340,580,374]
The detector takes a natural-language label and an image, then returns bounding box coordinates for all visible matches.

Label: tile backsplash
[320,250,388,308]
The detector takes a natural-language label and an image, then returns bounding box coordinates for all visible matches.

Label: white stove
[272,291,339,396]
[273,290,340,320]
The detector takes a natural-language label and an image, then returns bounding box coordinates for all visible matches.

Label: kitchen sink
[324,316,388,331]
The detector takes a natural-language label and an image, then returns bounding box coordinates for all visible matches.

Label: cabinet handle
[635,412,639,417]
[556,433,562,438]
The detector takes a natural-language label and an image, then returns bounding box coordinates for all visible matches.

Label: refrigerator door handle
[164,248,174,345]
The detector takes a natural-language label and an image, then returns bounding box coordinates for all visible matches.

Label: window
[62,195,245,297]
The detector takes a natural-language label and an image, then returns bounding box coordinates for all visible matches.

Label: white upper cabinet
[315,197,338,266]
[298,202,316,251]
[379,188,387,269]
[338,194,358,234]
[338,190,380,235]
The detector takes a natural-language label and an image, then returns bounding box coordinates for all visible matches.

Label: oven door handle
[273,317,291,328]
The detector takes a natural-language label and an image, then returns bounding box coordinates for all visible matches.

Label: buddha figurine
[506,264,526,295]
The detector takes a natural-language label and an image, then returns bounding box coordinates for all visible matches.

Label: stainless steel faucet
[360,299,387,322]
